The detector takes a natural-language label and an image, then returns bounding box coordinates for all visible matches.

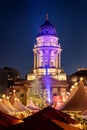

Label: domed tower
[33,15,62,78]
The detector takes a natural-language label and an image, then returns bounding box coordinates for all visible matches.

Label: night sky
[0,0,87,78]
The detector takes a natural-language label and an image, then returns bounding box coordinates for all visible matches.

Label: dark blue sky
[0,0,87,78]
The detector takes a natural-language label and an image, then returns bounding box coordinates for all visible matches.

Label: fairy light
[13,89,16,93]
[6,96,9,100]
[2,94,6,99]
[80,77,83,81]
[74,82,78,86]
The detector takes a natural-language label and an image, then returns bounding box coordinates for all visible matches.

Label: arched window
[41,61,44,67]
[51,61,54,66]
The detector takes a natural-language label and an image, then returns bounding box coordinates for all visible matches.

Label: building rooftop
[37,17,57,37]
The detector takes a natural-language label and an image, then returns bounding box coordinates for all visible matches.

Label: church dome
[37,17,57,37]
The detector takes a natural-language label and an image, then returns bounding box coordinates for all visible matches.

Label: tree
[28,77,45,108]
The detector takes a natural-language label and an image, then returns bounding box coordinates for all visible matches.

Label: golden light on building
[13,15,70,106]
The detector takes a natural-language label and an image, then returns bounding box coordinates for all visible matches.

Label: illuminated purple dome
[37,20,57,37]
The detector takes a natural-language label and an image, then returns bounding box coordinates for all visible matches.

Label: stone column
[34,53,36,68]
[56,53,58,68]
[37,52,39,68]
[59,53,61,68]
[55,51,58,68]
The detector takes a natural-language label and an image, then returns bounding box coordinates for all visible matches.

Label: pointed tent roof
[27,100,40,110]
[51,119,80,130]
[0,99,11,113]
[1,99,17,112]
[13,99,31,112]
[23,106,78,124]
[59,81,87,111]
[0,111,22,130]
[10,90,18,105]
[4,107,79,130]
[10,90,31,113]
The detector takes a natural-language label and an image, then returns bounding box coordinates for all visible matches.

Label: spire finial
[46,13,49,20]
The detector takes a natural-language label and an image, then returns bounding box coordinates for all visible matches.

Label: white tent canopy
[58,81,87,111]
[0,99,11,113]
[10,90,18,105]
[13,99,31,112]
[27,99,40,110]
[2,99,18,112]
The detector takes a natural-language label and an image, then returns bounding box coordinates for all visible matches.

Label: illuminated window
[41,61,44,66]
[51,61,54,66]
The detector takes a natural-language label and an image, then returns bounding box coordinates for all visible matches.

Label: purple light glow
[43,75,51,103]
